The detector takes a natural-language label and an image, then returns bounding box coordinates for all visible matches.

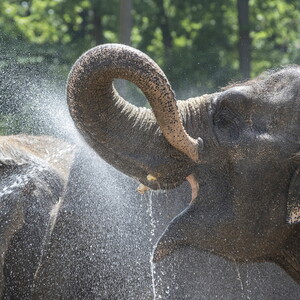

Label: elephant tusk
[186,174,199,204]
[136,184,151,194]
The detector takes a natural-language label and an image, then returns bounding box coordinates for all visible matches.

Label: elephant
[66,43,300,286]
[0,134,74,298]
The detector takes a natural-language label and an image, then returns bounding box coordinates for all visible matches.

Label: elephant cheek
[152,241,187,263]
[152,216,190,263]
[152,238,188,263]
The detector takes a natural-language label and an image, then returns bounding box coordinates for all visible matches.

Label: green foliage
[132,0,239,97]
[0,0,299,133]
[1,0,299,87]
[250,0,300,75]
[1,0,89,43]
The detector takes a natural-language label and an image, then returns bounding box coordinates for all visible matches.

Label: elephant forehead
[257,68,300,106]
[223,67,300,107]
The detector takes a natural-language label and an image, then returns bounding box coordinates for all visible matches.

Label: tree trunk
[90,3,103,45]
[156,0,172,49]
[237,0,251,79]
[119,0,133,45]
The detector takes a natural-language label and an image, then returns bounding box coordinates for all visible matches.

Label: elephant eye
[213,107,241,140]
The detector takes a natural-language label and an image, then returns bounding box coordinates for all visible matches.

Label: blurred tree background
[0,0,300,134]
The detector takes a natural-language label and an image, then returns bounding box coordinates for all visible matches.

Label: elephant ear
[287,168,300,224]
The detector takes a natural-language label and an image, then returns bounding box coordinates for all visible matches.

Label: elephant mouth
[136,173,200,205]
[137,175,186,192]
[131,151,194,192]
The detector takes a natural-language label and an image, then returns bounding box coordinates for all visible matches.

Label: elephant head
[67,44,300,284]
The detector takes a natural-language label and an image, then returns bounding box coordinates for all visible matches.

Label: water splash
[150,253,158,300]
[234,260,252,300]
[0,163,46,198]
[146,191,158,300]
[235,260,244,294]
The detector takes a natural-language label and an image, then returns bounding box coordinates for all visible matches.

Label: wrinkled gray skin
[67,44,300,284]
[0,135,74,298]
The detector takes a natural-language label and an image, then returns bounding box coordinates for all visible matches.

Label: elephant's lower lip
[139,179,184,191]
[144,174,200,204]
[149,180,184,190]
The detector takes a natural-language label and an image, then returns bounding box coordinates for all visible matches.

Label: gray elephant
[0,135,74,298]
[67,43,300,285]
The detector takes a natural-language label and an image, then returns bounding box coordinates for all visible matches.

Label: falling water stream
[147,191,158,300]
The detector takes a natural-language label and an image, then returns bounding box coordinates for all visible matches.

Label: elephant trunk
[67,44,202,164]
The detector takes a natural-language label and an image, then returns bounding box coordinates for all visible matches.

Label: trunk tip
[187,137,203,163]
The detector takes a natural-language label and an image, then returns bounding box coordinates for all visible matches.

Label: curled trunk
[67,44,202,168]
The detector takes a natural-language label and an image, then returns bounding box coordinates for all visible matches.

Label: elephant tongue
[186,174,199,204]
